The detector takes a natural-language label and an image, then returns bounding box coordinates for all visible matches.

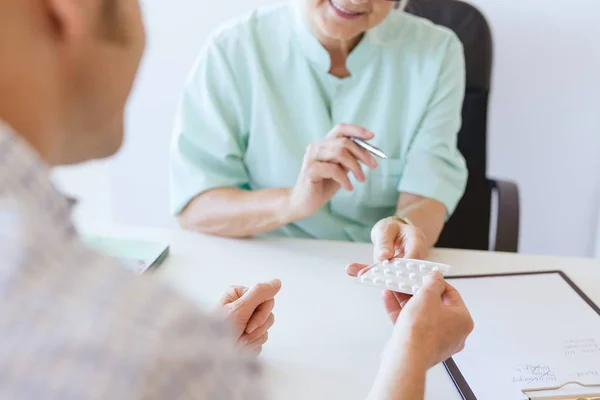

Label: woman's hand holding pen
[283,123,378,221]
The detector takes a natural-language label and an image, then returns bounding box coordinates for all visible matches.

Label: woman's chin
[320,24,364,43]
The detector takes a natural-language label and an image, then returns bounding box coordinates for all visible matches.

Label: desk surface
[91,227,600,400]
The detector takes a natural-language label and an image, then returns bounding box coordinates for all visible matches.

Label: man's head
[0,0,145,165]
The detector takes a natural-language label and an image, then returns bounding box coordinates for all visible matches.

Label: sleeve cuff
[169,175,249,216]
[398,151,468,218]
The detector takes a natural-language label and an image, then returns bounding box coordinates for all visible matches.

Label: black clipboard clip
[522,381,600,399]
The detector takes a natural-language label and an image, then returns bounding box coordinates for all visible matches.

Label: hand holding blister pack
[356,258,451,295]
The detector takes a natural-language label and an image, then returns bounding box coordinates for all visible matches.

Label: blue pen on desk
[351,138,388,159]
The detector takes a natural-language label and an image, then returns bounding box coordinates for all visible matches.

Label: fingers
[240,331,269,352]
[252,332,269,348]
[371,219,430,262]
[236,279,282,314]
[244,313,275,343]
[372,219,401,261]
[307,162,353,191]
[382,290,412,324]
[324,138,377,168]
[401,225,429,260]
[245,299,274,334]
[447,286,475,342]
[345,139,377,168]
[218,285,248,306]
[308,138,377,182]
[392,291,412,308]
[304,124,378,190]
[326,123,374,141]
[345,263,371,277]
[313,144,365,182]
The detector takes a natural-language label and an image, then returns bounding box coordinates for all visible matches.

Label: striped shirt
[0,121,263,399]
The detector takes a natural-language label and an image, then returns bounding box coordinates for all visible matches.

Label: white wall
[467,0,600,257]
[596,211,600,256]
[51,160,113,230]
[112,0,280,229]
[96,0,600,256]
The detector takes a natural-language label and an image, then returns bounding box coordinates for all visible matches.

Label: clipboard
[522,381,600,399]
[444,271,600,400]
[82,236,170,274]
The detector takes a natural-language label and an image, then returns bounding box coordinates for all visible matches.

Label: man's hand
[219,279,282,354]
[386,272,473,368]
[371,217,429,261]
[285,124,378,221]
[347,264,473,368]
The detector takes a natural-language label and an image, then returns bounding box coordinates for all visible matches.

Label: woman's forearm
[397,193,447,247]
[177,188,296,238]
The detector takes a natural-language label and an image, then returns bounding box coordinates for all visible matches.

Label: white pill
[409,273,417,281]
[373,277,384,285]
[396,270,406,278]
[399,283,410,292]
[394,260,404,268]
[412,285,420,294]
[382,260,390,266]
[419,264,430,272]
[383,268,392,276]
[407,263,417,271]
[371,267,380,273]
[386,279,395,288]
[433,266,440,272]
[360,276,371,283]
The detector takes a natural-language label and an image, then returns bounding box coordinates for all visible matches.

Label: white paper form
[448,273,600,400]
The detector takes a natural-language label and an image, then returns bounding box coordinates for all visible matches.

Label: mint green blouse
[170,3,468,242]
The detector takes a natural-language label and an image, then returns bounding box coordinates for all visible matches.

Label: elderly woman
[170,0,467,260]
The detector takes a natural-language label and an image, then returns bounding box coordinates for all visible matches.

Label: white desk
[91,227,600,400]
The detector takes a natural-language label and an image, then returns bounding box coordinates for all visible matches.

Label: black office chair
[406,0,520,252]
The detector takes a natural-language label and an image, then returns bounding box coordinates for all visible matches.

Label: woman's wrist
[278,188,304,225]
[391,214,414,227]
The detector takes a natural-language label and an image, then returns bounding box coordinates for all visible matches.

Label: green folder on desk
[82,236,170,274]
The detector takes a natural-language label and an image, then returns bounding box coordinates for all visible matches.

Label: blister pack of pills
[356,258,451,295]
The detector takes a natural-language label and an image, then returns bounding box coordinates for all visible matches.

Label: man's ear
[42,0,88,47]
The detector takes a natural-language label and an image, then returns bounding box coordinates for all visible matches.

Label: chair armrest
[488,179,520,252]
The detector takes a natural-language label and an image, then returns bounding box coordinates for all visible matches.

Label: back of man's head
[0,0,146,166]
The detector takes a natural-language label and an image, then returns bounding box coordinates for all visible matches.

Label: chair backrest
[406,0,493,250]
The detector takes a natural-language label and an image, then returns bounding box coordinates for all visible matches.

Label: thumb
[419,271,446,298]
[372,220,400,261]
[237,279,282,312]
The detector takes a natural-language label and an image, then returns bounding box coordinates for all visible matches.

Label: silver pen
[350,138,388,159]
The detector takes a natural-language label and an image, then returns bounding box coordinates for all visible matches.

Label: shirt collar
[0,120,76,234]
[290,2,392,76]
